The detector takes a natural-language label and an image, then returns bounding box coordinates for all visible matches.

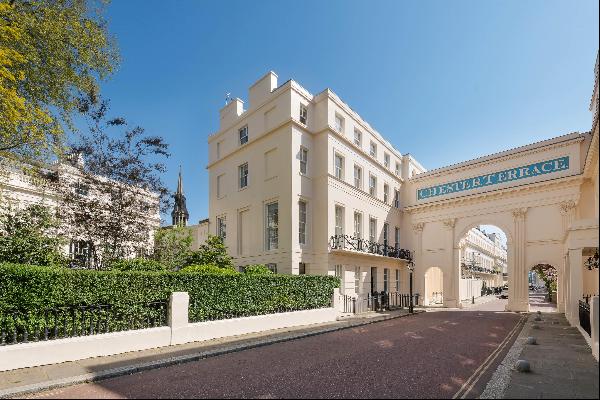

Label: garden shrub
[108,258,167,272]
[179,263,238,275]
[242,264,273,275]
[0,263,340,333]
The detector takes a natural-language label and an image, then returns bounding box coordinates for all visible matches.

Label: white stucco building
[208,71,422,295]
[0,157,160,265]
[206,55,598,331]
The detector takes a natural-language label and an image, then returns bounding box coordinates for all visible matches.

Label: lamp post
[408,258,415,314]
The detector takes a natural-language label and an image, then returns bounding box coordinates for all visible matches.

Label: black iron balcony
[460,262,501,275]
[329,235,412,261]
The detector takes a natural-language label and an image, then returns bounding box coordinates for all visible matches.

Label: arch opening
[529,263,559,313]
[457,224,508,308]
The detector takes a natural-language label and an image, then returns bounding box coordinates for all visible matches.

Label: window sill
[238,186,248,192]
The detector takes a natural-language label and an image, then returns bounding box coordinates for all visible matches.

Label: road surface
[27,298,524,399]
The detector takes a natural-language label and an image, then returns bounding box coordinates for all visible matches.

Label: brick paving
[22,300,523,399]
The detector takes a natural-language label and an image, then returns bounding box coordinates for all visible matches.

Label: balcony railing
[460,262,501,275]
[329,235,412,261]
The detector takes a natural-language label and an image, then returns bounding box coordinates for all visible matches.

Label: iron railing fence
[579,300,591,336]
[329,235,412,261]
[341,291,419,314]
[0,301,167,346]
[582,294,598,304]
[188,298,333,324]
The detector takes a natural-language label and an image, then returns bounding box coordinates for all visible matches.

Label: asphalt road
[27,299,524,399]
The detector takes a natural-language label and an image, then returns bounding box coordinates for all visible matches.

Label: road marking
[452,314,527,399]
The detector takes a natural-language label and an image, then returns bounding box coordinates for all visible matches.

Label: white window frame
[334,153,344,180]
[384,268,389,292]
[354,266,361,294]
[239,162,248,189]
[353,211,362,239]
[299,262,306,275]
[353,165,362,189]
[265,202,279,250]
[354,129,362,147]
[383,183,389,204]
[395,162,401,176]
[369,174,377,197]
[383,222,389,245]
[335,205,344,236]
[239,125,248,145]
[334,114,344,133]
[298,200,307,245]
[299,104,308,125]
[369,141,377,158]
[266,263,278,273]
[369,217,377,242]
[395,226,400,248]
[384,153,390,168]
[217,216,227,240]
[394,189,400,208]
[299,147,308,175]
[395,269,400,292]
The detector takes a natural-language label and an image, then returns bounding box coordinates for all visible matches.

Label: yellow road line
[452,314,527,399]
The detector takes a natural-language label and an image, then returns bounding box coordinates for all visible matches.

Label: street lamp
[408,258,415,314]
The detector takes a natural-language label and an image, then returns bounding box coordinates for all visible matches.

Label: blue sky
[98,0,599,224]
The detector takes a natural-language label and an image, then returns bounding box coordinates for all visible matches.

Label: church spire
[171,166,189,226]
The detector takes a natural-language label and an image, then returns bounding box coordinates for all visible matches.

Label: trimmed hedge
[0,263,340,324]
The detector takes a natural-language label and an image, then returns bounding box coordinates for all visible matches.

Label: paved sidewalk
[482,312,599,399]
[0,308,419,398]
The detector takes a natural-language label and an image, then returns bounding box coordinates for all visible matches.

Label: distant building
[0,156,160,265]
[168,168,209,250]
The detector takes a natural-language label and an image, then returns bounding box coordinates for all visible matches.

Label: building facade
[0,157,160,264]
[208,72,421,295]
[207,57,598,325]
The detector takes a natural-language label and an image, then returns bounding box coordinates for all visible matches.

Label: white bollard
[332,288,341,312]
[168,292,189,330]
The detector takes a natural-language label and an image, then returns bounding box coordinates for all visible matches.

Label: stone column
[442,218,460,308]
[412,222,425,299]
[567,248,583,326]
[508,208,529,312]
[558,200,577,313]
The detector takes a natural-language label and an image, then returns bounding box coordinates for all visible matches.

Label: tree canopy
[0,0,118,162]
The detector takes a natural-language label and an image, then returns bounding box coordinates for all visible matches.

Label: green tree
[153,226,193,270]
[0,204,65,266]
[186,235,234,270]
[243,264,273,275]
[0,0,118,162]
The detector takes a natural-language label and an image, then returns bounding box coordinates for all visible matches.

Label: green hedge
[0,263,340,327]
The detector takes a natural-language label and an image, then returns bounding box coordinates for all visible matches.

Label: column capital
[442,218,457,230]
[512,207,528,220]
[412,222,425,234]
[559,199,577,215]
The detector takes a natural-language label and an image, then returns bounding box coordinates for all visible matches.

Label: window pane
[266,202,278,250]
[335,206,344,236]
[239,126,248,145]
[300,148,308,174]
[299,201,307,244]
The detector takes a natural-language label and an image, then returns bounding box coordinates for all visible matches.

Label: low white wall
[460,278,484,301]
[172,308,338,345]
[0,304,339,372]
[0,327,171,372]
